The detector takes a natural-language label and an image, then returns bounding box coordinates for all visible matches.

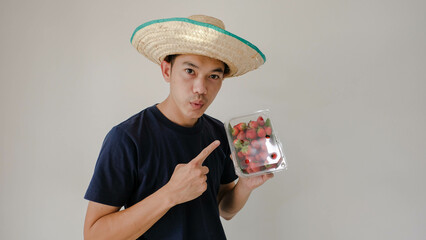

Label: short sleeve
[84,126,138,207]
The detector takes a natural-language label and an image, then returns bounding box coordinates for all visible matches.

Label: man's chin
[188,109,206,120]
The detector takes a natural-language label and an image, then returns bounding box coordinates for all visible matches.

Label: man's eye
[210,74,221,80]
[185,69,194,74]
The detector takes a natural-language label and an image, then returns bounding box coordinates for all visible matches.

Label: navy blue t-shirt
[85,105,238,240]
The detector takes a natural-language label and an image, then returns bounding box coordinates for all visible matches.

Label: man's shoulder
[113,105,157,137]
[202,113,225,127]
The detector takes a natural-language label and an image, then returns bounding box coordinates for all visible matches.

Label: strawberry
[235,122,247,131]
[258,137,266,145]
[265,126,272,136]
[231,127,239,137]
[261,144,267,152]
[248,120,258,129]
[249,162,260,172]
[237,131,245,141]
[233,139,243,149]
[237,151,245,159]
[250,139,261,149]
[257,127,266,138]
[259,150,269,161]
[245,128,257,139]
[241,145,253,156]
[245,166,254,174]
[241,139,250,147]
[257,116,265,126]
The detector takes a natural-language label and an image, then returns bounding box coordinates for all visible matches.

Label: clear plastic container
[225,109,287,177]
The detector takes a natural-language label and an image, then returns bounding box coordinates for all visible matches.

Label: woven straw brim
[131,18,265,77]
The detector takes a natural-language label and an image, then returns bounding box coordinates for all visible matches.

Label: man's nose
[193,77,207,95]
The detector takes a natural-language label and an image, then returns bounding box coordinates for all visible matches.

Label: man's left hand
[238,173,274,191]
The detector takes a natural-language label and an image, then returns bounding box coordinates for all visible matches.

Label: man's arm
[84,186,175,240]
[84,140,220,240]
[218,173,274,220]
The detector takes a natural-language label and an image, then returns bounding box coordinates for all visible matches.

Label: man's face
[162,54,225,126]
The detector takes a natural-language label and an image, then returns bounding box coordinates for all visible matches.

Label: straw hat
[130,15,266,77]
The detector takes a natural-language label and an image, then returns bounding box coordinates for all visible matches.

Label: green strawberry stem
[265,118,271,127]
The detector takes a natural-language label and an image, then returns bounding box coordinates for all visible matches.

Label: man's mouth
[190,100,204,110]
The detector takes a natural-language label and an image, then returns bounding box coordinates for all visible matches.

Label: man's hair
[164,54,179,66]
[164,54,230,76]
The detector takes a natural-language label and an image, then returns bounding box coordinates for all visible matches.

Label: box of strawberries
[225,109,287,177]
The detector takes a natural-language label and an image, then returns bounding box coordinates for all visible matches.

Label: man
[84,15,273,240]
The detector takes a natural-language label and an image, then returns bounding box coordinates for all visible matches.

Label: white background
[1,0,425,239]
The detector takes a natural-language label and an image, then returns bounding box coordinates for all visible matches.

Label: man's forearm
[85,187,175,240]
[218,180,253,220]
[218,173,274,220]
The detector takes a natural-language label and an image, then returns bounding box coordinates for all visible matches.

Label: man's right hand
[164,140,220,205]
[84,140,221,239]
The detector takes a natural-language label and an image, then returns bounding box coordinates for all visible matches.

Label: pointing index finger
[192,140,220,165]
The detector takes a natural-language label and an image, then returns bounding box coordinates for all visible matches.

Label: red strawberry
[235,122,247,131]
[231,127,239,137]
[250,139,261,149]
[257,127,266,138]
[258,137,266,145]
[259,150,269,161]
[237,151,245,159]
[257,116,265,126]
[237,131,245,140]
[241,139,250,147]
[265,126,272,136]
[261,144,267,152]
[249,162,260,172]
[241,145,253,156]
[233,139,243,149]
[245,128,257,139]
[248,120,258,129]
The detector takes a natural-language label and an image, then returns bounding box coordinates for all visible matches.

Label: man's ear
[161,60,172,83]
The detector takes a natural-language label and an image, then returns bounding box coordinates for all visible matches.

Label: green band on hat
[130,17,266,63]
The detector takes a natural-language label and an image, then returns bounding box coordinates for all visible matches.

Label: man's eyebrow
[211,68,224,73]
[183,62,199,69]
[183,62,224,73]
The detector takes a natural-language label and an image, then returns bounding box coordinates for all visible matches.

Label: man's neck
[156,98,198,127]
